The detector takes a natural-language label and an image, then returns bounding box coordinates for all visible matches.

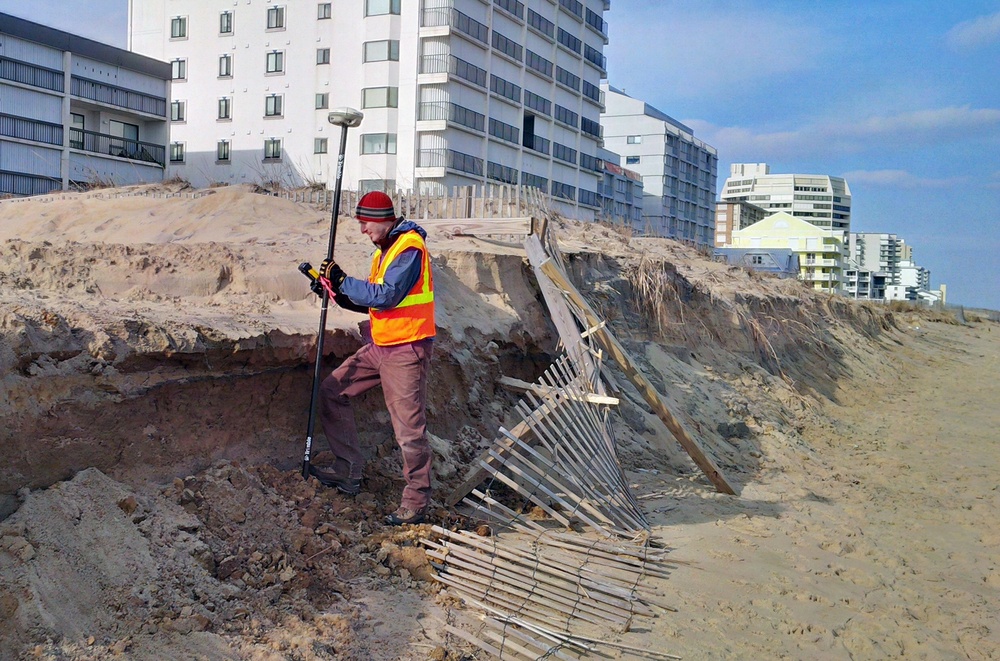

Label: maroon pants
[319,338,433,511]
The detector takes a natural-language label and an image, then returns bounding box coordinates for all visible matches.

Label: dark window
[267,6,285,29]
[170,16,187,39]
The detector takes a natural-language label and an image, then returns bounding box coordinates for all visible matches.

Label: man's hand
[320,259,347,289]
[310,279,324,298]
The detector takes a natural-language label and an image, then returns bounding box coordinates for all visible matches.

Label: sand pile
[1,183,997,659]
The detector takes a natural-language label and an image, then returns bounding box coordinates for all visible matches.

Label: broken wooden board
[498,376,619,406]
[538,257,737,496]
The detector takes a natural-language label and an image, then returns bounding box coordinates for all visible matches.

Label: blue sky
[2,0,998,308]
[605,0,1000,310]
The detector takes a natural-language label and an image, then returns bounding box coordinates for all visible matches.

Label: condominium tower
[720,163,852,241]
[127,0,609,218]
[601,84,718,246]
[1,12,170,196]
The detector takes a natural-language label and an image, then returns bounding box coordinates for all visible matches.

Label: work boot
[384,506,427,526]
[309,465,361,495]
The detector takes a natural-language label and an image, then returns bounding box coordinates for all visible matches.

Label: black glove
[320,259,347,289]
[310,279,324,298]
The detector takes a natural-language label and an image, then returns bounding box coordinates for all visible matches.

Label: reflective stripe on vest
[368,231,436,346]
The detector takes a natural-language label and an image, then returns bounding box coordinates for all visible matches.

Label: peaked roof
[735,212,838,239]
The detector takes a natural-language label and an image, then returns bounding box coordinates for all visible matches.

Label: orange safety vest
[368,230,436,346]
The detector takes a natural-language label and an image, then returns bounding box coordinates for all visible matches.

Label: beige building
[714,200,767,247]
[730,211,845,293]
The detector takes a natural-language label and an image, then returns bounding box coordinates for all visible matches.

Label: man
[311,190,435,526]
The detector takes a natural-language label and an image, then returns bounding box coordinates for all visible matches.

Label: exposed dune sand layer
[1,183,997,659]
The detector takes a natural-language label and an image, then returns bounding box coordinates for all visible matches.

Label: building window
[170,142,185,163]
[267,6,285,29]
[315,138,328,154]
[361,86,398,108]
[316,48,331,65]
[170,16,187,39]
[365,0,400,16]
[171,58,187,80]
[492,31,523,61]
[217,140,231,162]
[554,104,578,128]
[220,10,234,34]
[266,50,284,73]
[219,54,233,77]
[625,155,639,164]
[70,113,84,148]
[318,3,332,19]
[361,133,397,154]
[626,135,642,144]
[316,93,329,109]
[363,40,399,62]
[218,96,232,120]
[264,138,282,159]
[170,100,185,122]
[265,94,283,117]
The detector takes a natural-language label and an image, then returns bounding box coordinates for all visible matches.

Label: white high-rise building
[720,163,852,241]
[127,0,608,218]
[600,84,718,245]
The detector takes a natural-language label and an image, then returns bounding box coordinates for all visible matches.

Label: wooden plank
[498,376,619,406]
[524,234,606,396]
[538,258,737,496]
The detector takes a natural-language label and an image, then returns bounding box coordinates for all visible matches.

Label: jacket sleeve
[333,294,370,314]
[337,248,423,310]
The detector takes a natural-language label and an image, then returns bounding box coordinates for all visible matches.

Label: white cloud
[839,170,965,188]
[946,11,1000,49]
[687,106,1000,162]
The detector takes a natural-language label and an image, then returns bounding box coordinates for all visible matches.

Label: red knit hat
[355,191,396,222]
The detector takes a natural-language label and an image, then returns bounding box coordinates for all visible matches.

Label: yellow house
[729,212,844,293]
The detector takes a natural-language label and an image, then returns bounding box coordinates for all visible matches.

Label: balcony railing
[419,54,488,89]
[421,5,489,45]
[0,112,63,146]
[69,128,165,166]
[0,56,64,92]
[0,169,62,196]
[417,148,484,176]
[418,101,485,133]
[71,76,167,117]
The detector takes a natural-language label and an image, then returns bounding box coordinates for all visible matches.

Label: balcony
[71,76,167,117]
[417,101,485,133]
[0,55,64,92]
[0,112,62,146]
[417,148,483,177]
[420,5,489,46]
[69,128,165,167]
[418,54,487,89]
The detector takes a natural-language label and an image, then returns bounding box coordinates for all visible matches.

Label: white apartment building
[127,0,609,218]
[844,232,903,299]
[601,84,718,245]
[1,12,170,196]
[720,163,852,242]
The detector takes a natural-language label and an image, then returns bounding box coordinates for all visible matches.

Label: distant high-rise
[720,163,851,241]
[600,84,718,246]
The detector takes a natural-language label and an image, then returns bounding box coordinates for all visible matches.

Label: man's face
[359,219,393,245]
